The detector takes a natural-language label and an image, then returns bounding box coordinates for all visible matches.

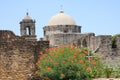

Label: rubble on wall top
[0,30,17,42]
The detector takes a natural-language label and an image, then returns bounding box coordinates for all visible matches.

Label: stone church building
[0,11,120,80]
[43,10,120,59]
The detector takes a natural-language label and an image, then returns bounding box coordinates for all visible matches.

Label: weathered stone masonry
[0,30,49,80]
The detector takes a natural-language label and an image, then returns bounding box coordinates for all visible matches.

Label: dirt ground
[94,78,120,80]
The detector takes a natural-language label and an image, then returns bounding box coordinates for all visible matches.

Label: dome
[48,11,76,26]
[23,12,32,20]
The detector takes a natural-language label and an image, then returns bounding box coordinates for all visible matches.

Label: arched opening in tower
[26,26,31,35]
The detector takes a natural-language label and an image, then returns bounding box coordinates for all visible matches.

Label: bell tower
[20,12,36,41]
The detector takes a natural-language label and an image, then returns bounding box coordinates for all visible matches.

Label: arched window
[26,26,31,35]
[77,39,81,47]
[82,39,87,47]
[64,28,68,33]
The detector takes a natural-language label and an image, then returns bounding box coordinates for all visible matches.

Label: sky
[0,0,120,39]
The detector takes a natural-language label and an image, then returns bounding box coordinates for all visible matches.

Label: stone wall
[0,30,49,80]
[0,41,35,80]
[89,35,120,65]
[35,40,49,61]
[44,25,81,36]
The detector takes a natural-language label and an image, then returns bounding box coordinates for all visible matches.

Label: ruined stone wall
[0,40,36,80]
[0,40,49,80]
[94,35,112,53]
[35,40,49,61]
[115,37,120,52]
[0,30,49,80]
[90,35,120,65]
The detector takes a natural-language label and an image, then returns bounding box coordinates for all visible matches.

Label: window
[82,39,87,47]
[26,26,31,35]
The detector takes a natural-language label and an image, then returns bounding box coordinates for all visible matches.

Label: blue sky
[0,0,120,39]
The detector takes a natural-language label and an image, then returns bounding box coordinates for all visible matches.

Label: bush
[36,45,103,80]
[112,34,120,48]
[103,66,114,78]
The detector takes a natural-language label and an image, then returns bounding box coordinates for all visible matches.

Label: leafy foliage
[36,45,103,80]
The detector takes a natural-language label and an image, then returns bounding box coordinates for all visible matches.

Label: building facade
[43,10,120,63]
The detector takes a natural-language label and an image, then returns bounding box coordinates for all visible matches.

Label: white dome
[24,15,31,20]
[48,11,76,26]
